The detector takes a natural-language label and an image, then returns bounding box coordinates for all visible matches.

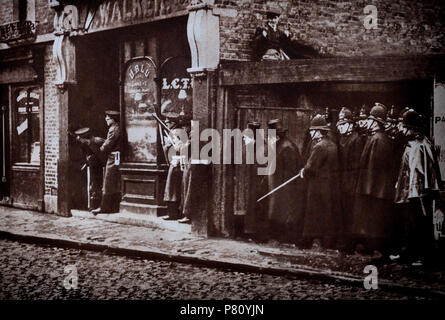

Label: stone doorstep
[70,209,192,234]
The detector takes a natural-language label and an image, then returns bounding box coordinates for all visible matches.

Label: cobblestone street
[0,239,431,300]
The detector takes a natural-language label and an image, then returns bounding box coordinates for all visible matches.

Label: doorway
[0,85,10,202]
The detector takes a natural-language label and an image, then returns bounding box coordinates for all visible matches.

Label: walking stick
[257,172,302,202]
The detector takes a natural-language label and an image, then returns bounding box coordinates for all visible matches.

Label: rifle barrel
[257,172,301,202]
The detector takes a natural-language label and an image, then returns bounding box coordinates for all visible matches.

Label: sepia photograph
[0,0,444,314]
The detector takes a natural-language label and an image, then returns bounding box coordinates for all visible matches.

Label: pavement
[0,206,444,298]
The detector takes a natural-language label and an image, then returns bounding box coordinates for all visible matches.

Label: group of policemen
[239,103,443,265]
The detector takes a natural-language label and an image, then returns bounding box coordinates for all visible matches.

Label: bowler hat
[266,8,280,19]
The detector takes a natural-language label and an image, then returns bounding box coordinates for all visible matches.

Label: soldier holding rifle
[161,116,186,221]
[92,110,122,214]
[70,127,105,211]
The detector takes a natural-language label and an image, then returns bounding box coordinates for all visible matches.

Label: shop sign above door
[85,0,190,33]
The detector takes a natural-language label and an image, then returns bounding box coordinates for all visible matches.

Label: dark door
[0,85,10,202]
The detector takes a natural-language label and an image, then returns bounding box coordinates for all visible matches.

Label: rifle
[150,113,181,150]
[257,171,302,202]
[68,130,106,166]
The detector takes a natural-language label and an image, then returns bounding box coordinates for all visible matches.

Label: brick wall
[43,44,58,197]
[0,0,14,25]
[216,0,445,61]
[35,0,55,35]
[0,0,53,34]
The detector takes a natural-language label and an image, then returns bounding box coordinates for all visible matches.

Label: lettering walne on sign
[88,0,190,32]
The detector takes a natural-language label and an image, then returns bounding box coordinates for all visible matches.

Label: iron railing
[0,20,36,44]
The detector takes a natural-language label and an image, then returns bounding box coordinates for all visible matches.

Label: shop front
[0,42,45,211]
[50,0,192,216]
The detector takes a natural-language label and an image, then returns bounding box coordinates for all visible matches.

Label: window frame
[11,84,43,168]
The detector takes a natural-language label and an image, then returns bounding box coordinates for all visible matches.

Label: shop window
[13,86,41,165]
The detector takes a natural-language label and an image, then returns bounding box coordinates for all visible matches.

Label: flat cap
[267,118,281,126]
[74,127,90,136]
[105,110,120,116]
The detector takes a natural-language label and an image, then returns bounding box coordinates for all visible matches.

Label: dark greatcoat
[162,125,183,205]
[245,139,269,238]
[267,135,304,241]
[302,136,341,239]
[179,141,192,219]
[352,130,395,239]
[77,136,105,209]
[394,134,441,203]
[234,139,256,233]
[338,130,366,235]
[394,134,442,256]
[100,122,121,212]
[163,144,183,203]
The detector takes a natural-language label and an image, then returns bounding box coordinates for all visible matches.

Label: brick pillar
[187,1,220,236]
[51,4,79,216]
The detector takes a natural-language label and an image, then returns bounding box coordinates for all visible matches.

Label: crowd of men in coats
[238,103,443,266]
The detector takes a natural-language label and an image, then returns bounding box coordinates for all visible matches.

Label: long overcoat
[163,143,183,203]
[338,130,366,234]
[302,136,341,239]
[394,134,441,203]
[267,136,303,228]
[101,122,121,196]
[352,130,395,238]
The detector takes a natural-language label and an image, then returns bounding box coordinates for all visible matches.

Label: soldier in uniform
[394,109,442,265]
[178,121,193,224]
[92,110,121,214]
[266,119,304,243]
[162,120,184,221]
[73,127,105,211]
[352,103,396,257]
[300,114,341,249]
